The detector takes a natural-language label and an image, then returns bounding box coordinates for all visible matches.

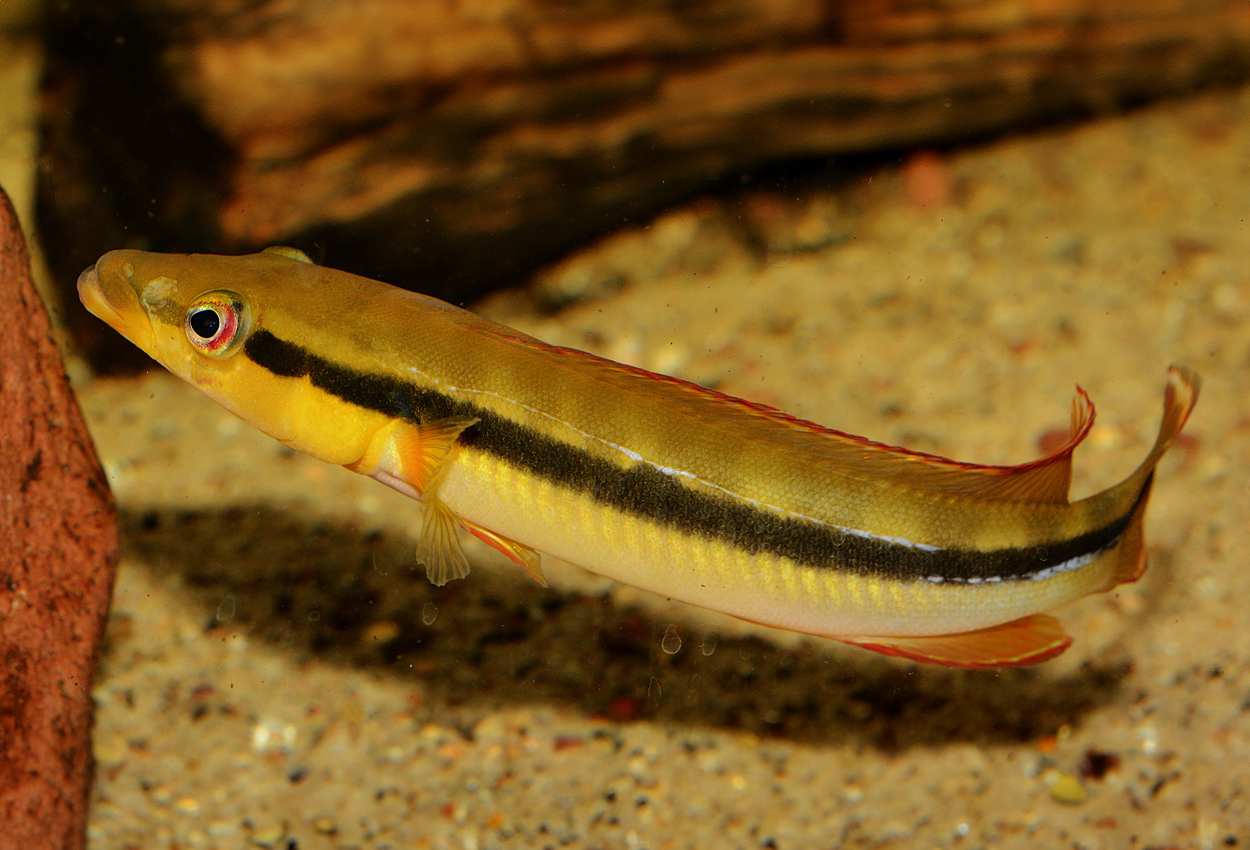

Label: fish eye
[184,290,251,358]
[189,307,220,339]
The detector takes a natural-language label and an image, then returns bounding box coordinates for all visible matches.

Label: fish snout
[77,264,123,326]
[76,251,158,354]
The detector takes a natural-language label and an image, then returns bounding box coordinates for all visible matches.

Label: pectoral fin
[392,417,481,496]
[407,417,481,586]
[348,416,482,586]
[838,614,1072,668]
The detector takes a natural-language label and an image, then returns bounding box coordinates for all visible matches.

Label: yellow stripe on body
[437,444,1112,639]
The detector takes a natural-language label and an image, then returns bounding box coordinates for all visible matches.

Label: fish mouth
[77,260,157,354]
[77,265,124,325]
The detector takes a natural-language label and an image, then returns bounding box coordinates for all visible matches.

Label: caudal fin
[1103,365,1200,588]
[1142,366,1201,476]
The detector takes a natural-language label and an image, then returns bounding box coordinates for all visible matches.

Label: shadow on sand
[111,504,1134,752]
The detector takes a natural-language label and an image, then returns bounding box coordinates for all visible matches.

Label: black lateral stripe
[244,326,307,377]
[243,328,1139,583]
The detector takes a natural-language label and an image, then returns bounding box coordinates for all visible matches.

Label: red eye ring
[184,291,250,358]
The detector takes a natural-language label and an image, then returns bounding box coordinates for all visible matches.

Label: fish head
[79,248,273,377]
[77,247,319,441]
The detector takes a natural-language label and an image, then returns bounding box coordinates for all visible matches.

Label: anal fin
[839,614,1072,668]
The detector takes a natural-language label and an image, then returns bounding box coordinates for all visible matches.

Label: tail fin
[1138,366,1201,480]
[1103,366,1200,588]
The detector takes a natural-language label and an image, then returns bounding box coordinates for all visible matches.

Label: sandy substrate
[24,67,1250,848]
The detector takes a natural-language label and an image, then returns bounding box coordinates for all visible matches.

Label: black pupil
[190,307,221,340]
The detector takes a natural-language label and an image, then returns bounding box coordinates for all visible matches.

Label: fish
[78,247,1200,667]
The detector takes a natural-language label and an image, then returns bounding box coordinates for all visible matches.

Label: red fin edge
[479,324,1100,503]
[839,614,1073,668]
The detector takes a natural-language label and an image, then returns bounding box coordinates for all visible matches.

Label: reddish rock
[0,188,120,849]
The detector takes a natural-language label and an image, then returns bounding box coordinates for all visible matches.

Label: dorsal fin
[869,385,1095,504]
[468,323,1094,505]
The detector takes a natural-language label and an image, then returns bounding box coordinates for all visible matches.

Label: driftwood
[40,0,1250,340]
[0,186,120,849]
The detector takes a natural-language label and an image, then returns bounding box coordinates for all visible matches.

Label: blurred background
[4,3,1250,848]
[6,0,1248,364]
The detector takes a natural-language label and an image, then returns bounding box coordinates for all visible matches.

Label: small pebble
[362,619,400,643]
[605,696,642,722]
[878,820,914,841]
[251,823,286,847]
[93,733,128,768]
[207,820,237,837]
[554,735,584,751]
[1043,769,1088,804]
[1077,748,1121,780]
[902,150,952,209]
[472,715,508,742]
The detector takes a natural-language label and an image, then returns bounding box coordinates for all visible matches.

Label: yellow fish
[79,248,1199,667]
